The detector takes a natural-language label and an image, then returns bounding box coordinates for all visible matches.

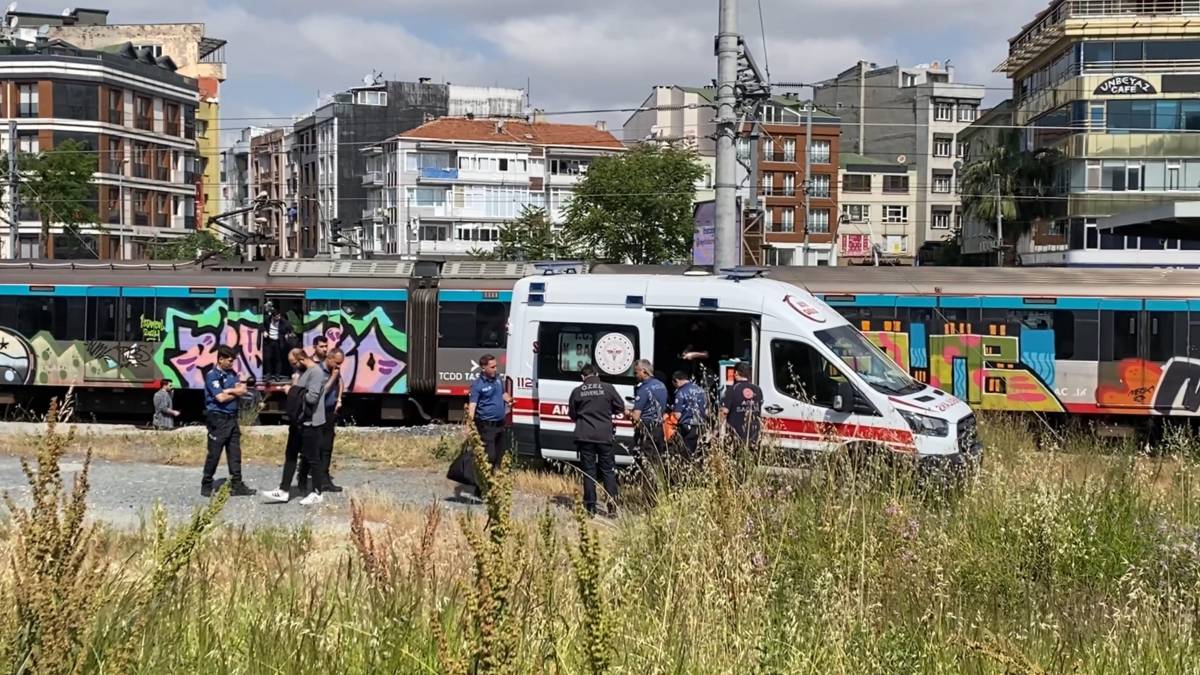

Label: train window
[1188,312,1200,359]
[1101,311,1139,361]
[1148,312,1182,363]
[17,297,85,342]
[87,297,118,342]
[158,297,213,317]
[439,301,508,349]
[1051,310,1075,360]
[122,298,157,343]
[536,322,638,385]
[306,299,337,314]
[1068,310,1099,361]
[339,300,406,330]
[0,296,16,331]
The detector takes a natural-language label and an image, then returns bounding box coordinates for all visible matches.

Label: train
[0,258,1197,426]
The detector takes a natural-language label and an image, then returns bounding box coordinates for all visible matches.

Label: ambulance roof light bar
[718,266,769,281]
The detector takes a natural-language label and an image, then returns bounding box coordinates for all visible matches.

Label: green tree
[16,139,98,259]
[474,205,566,261]
[562,144,705,264]
[146,229,231,261]
[959,131,1059,252]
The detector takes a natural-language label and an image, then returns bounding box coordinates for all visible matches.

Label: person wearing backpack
[263,349,315,503]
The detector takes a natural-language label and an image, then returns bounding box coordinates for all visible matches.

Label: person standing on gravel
[263,349,313,503]
[289,350,339,506]
[201,346,255,497]
[467,353,511,470]
[317,348,345,493]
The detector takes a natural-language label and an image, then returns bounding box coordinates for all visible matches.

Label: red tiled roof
[398,118,623,150]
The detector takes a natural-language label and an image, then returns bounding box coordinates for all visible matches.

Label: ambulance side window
[770,339,843,408]
[537,322,639,385]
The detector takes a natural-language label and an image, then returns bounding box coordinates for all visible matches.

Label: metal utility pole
[7,120,18,259]
[714,0,739,271]
[995,174,1004,267]
[801,95,813,267]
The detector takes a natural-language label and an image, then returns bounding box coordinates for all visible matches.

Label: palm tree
[959,131,1059,254]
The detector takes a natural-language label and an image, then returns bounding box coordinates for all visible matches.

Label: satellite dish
[896,154,907,164]
[362,72,373,86]
[6,3,17,15]
[36,23,48,36]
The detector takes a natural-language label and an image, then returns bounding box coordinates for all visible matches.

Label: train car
[3,258,1200,426]
[0,258,536,422]
[600,265,1200,421]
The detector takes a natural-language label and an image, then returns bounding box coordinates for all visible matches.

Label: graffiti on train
[863,321,1063,413]
[154,301,263,388]
[0,327,34,385]
[303,307,408,394]
[1095,357,1200,412]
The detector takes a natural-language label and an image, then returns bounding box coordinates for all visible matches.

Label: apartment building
[290,80,525,256]
[9,6,227,224]
[838,154,920,264]
[359,117,623,257]
[0,38,199,259]
[250,129,290,257]
[996,0,1200,266]
[743,97,842,266]
[623,85,718,201]
[814,61,985,253]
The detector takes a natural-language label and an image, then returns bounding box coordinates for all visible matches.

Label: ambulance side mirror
[834,381,857,414]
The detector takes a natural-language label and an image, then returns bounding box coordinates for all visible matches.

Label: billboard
[693,199,741,265]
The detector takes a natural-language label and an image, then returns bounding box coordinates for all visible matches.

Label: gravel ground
[0,416,564,531]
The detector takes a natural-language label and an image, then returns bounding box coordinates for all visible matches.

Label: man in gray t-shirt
[292,359,337,504]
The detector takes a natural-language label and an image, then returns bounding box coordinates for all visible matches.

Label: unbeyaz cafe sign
[1094,75,1156,96]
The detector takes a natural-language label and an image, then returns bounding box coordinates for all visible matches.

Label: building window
[807,208,830,233]
[783,139,796,162]
[883,175,909,193]
[933,135,953,157]
[354,90,388,106]
[135,96,153,131]
[1089,103,1105,129]
[809,174,831,198]
[134,43,163,58]
[809,139,831,164]
[883,205,909,223]
[765,247,793,266]
[1169,162,1181,190]
[762,173,774,196]
[842,204,870,223]
[107,88,124,125]
[736,138,751,160]
[16,132,39,155]
[932,172,953,193]
[783,173,795,196]
[934,102,953,121]
[1086,160,1101,189]
[764,140,778,161]
[843,174,871,192]
[884,235,909,254]
[105,186,121,225]
[932,209,952,230]
[164,104,181,136]
[763,208,773,231]
[1101,160,1143,191]
[956,141,970,159]
[958,105,977,122]
[17,83,38,118]
[549,158,587,175]
[779,207,795,233]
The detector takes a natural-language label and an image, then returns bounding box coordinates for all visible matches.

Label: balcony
[361,171,383,186]
[418,167,459,182]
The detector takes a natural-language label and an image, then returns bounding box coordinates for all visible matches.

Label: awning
[1098,201,1200,239]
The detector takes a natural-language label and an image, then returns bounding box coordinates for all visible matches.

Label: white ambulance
[506,268,981,470]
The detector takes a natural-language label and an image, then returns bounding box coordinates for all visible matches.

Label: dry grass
[0,426,451,469]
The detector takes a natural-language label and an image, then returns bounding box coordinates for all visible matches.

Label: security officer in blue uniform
[630,359,668,462]
[671,370,709,461]
[468,353,511,470]
[201,345,255,497]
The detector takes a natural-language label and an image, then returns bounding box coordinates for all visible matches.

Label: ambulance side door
[533,313,651,463]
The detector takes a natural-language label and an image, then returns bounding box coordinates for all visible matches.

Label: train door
[85,287,126,384]
[1098,301,1148,410]
[114,288,159,382]
[1145,300,1190,413]
[263,291,304,382]
[229,289,265,382]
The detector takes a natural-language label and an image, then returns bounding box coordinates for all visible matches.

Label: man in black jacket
[568,364,626,518]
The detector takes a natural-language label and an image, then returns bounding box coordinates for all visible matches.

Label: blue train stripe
[438,290,513,302]
[1147,300,1189,311]
[306,289,409,301]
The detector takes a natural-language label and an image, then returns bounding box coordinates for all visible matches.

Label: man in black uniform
[568,364,625,518]
[721,362,764,452]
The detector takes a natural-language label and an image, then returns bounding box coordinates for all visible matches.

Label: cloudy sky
[86,0,1049,141]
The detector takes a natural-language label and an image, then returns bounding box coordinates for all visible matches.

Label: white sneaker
[299,492,324,506]
[263,489,289,503]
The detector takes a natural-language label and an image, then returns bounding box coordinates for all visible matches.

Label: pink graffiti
[169,324,262,388]
[337,328,406,393]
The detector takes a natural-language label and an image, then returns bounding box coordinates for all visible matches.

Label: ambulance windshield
[815,325,922,396]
